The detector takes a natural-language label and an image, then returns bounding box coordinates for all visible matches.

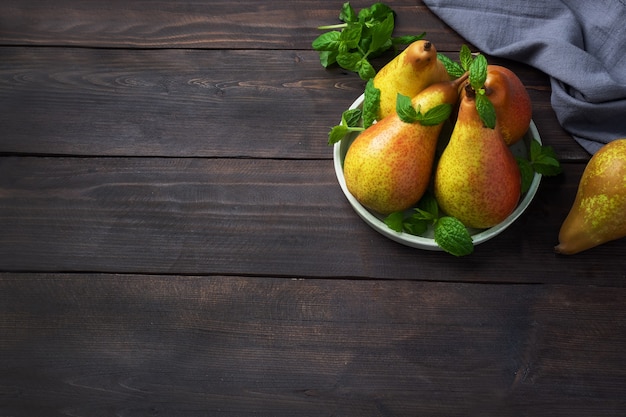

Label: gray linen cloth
[422,0,626,154]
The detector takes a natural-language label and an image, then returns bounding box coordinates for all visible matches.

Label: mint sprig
[384,192,474,256]
[444,45,496,129]
[362,79,381,129]
[516,138,563,193]
[313,2,425,80]
[396,94,452,126]
[437,53,466,79]
[328,108,364,145]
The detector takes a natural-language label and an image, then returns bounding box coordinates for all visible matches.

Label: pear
[373,40,450,120]
[343,76,467,215]
[555,139,626,255]
[483,65,532,146]
[434,88,522,229]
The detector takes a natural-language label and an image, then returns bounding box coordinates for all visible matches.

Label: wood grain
[1,157,624,284]
[0,47,586,160]
[2,274,626,416]
[2,0,625,414]
[0,0,466,51]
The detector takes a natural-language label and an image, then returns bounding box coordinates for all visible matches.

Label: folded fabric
[422,0,626,154]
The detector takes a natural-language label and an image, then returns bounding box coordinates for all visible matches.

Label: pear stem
[464,83,476,98]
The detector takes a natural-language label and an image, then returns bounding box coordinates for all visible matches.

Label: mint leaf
[312,31,342,51]
[434,216,474,256]
[396,95,452,126]
[396,93,419,123]
[459,44,474,71]
[438,53,466,79]
[469,54,488,91]
[327,108,364,145]
[516,157,535,194]
[339,2,357,23]
[475,93,496,129]
[530,139,562,176]
[367,13,394,53]
[403,216,429,235]
[384,192,475,256]
[419,103,452,126]
[358,59,376,80]
[336,51,365,73]
[340,22,363,50]
[392,33,426,46]
[314,3,426,80]
[318,50,338,68]
[417,191,438,218]
[363,79,380,128]
[533,156,562,176]
[360,2,394,23]
[342,108,362,127]
[328,124,349,145]
[384,211,405,232]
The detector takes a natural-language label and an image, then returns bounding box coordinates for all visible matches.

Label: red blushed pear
[434,89,522,229]
[463,65,532,145]
[555,139,626,255]
[343,75,467,215]
[373,40,450,120]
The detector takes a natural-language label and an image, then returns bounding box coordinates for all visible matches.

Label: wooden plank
[1,157,624,284]
[0,47,586,160]
[2,273,626,415]
[0,0,466,51]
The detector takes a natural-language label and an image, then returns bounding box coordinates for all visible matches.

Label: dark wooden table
[2,1,625,415]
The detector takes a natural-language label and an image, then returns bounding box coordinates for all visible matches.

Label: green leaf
[419,103,452,126]
[363,79,380,128]
[413,208,437,222]
[516,157,535,194]
[475,93,497,129]
[318,50,338,68]
[312,31,342,51]
[336,51,364,73]
[459,44,474,71]
[361,3,394,24]
[384,211,405,232]
[339,2,357,23]
[396,93,419,123]
[529,138,542,160]
[469,54,488,91]
[314,2,425,79]
[358,59,376,80]
[533,155,562,176]
[530,139,562,176]
[434,216,474,256]
[328,124,349,145]
[367,13,394,53]
[391,33,426,46]
[416,191,438,218]
[339,22,363,50]
[437,53,466,79]
[403,216,429,235]
[342,108,362,128]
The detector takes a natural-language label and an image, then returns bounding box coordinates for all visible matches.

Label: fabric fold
[422,0,626,154]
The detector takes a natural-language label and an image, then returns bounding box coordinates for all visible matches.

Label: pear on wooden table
[555,139,626,255]
[434,90,522,229]
[373,40,450,120]
[343,75,467,215]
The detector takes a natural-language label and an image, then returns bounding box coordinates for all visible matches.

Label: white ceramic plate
[333,94,542,250]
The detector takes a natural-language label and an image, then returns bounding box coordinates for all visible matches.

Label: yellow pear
[555,139,626,255]
[343,76,466,215]
[373,40,450,120]
[434,90,521,229]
